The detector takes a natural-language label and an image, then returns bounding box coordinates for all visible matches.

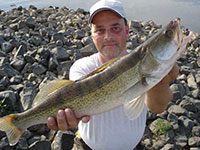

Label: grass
[0,98,16,116]
[152,118,172,136]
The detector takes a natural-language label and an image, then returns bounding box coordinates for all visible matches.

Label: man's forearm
[145,82,172,114]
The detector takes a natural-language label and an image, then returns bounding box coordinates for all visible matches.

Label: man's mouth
[104,43,116,47]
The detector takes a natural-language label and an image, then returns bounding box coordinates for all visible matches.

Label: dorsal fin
[79,57,120,80]
[32,80,74,107]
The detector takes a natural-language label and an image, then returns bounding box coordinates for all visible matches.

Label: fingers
[47,109,90,131]
[47,116,58,130]
[81,116,90,123]
[57,109,69,131]
[64,109,79,129]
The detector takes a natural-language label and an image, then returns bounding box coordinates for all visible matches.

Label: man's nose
[104,30,113,40]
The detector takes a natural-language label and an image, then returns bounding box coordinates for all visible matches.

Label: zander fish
[0,18,193,145]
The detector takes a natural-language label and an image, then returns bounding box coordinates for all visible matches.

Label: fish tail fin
[0,114,23,146]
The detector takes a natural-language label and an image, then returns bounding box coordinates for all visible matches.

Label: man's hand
[145,63,179,113]
[47,108,90,131]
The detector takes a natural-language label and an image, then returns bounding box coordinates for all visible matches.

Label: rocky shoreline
[0,5,200,150]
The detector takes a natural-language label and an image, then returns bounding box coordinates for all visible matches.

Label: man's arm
[145,64,179,113]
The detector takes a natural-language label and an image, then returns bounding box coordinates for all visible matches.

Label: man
[47,0,179,149]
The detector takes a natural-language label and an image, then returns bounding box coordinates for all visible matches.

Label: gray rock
[0,51,6,57]
[25,17,36,29]
[56,39,63,46]
[32,63,47,75]
[190,148,200,150]
[187,73,198,89]
[0,35,4,45]
[31,36,42,46]
[152,136,170,149]
[188,137,200,147]
[57,61,72,79]
[0,69,7,80]
[16,137,29,150]
[80,43,97,57]
[160,144,175,150]
[21,63,33,74]
[168,105,189,116]
[14,44,27,57]
[81,37,93,46]
[51,131,75,150]
[193,99,200,111]
[51,47,69,62]
[174,135,188,147]
[192,89,200,99]
[10,75,23,84]
[1,41,14,53]
[180,65,191,75]
[0,137,11,150]
[11,56,26,71]
[0,63,19,78]
[0,76,10,87]
[0,90,17,106]
[192,126,200,136]
[24,54,36,64]
[179,98,198,113]
[9,23,18,31]
[48,56,59,71]
[178,116,194,135]
[17,21,27,30]
[73,30,85,40]
[28,124,49,134]
[20,86,36,110]
[129,20,142,28]
[51,32,64,42]
[195,74,200,84]
[29,140,51,150]
[7,84,23,92]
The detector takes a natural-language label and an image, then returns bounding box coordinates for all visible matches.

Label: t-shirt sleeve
[69,61,87,81]
[69,54,100,81]
[69,58,93,81]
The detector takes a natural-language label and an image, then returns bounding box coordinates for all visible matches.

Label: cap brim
[89,7,125,23]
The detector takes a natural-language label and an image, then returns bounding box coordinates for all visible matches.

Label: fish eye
[165,29,173,38]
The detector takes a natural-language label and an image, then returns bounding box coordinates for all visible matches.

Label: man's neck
[98,50,127,64]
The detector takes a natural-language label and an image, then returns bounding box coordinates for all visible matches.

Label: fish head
[150,18,193,62]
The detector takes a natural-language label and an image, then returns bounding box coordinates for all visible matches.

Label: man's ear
[126,25,129,40]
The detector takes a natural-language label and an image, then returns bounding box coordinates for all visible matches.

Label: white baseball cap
[89,0,127,23]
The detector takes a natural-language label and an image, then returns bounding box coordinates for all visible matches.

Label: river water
[0,0,200,33]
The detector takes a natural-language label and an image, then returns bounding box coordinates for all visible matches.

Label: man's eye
[96,29,104,33]
[112,27,121,32]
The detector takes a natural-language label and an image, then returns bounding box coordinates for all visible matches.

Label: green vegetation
[0,98,16,116]
[152,118,172,136]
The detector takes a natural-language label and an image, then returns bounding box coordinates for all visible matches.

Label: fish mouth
[150,18,192,62]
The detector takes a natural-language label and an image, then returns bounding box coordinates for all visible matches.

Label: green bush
[152,118,172,136]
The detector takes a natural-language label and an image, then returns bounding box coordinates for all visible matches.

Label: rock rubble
[0,5,200,150]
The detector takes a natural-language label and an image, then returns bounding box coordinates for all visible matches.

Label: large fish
[0,18,193,145]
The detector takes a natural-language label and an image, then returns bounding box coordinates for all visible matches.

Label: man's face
[91,10,129,63]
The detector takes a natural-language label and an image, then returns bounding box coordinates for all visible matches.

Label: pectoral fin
[124,93,145,120]
[32,80,74,107]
